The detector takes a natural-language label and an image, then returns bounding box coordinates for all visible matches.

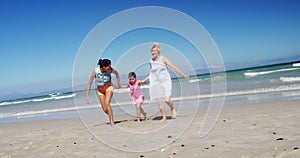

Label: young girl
[86,59,121,126]
[143,42,189,122]
[122,72,147,123]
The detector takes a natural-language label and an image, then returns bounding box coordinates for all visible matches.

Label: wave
[53,93,76,100]
[189,79,203,83]
[244,68,299,77]
[0,105,93,119]
[188,76,225,83]
[0,93,77,107]
[170,84,300,102]
[1,85,300,119]
[280,77,300,82]
[293,63,300,67]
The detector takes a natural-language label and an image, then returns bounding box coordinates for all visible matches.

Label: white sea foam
[1,85,300,119]
[0,93,77,106]
[53,93,77,100]
[0,102,11,106]
[211,76,226,81]
[0,100,31,106]
[280,77,300,82]
[170,84,300,102]
[244,68,299,77]
[188,76,224,83]
[0,105,95,119]
[188,79,203,83]
[293,63,300,67]
[32,97,53,102]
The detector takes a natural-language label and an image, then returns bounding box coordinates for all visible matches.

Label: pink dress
[129,80,144,105]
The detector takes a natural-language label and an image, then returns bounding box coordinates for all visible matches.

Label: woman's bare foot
[159,117,167,122]
[171,108,177,118]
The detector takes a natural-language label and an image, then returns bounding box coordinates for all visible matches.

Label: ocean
[1,62,300,124]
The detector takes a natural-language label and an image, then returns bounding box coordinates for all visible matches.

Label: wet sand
[0,99,300,158]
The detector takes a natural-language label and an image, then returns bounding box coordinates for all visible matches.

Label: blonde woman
[143,42,189,121]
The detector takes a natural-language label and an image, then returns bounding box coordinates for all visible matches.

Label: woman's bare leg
[165,97,177,118]
[105,91,115,126]
[157,98,166,121]
[99,95,108,114]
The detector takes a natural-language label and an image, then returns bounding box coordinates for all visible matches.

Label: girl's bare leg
[136,103,142,123]
[136,103,147,123]
[140,106,147,121]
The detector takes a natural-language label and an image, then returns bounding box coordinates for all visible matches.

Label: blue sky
[1,0,300,100]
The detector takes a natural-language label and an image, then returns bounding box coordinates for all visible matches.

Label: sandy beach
[1,99,300,158]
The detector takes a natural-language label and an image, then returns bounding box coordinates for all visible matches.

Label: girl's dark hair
[128,72,136,78]
[98,59,111,67]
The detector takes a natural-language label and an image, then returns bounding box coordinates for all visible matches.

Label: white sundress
[149,56,172,100]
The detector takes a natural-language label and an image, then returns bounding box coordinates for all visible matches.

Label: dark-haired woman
[86,59,121,126]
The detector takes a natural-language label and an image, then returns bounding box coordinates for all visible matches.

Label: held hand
[184,74,189,80]
[86,95,89,104]
[141,79,148,84]
[141,76,149,84]
[142,79,147,84]
[117,84,121,89]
